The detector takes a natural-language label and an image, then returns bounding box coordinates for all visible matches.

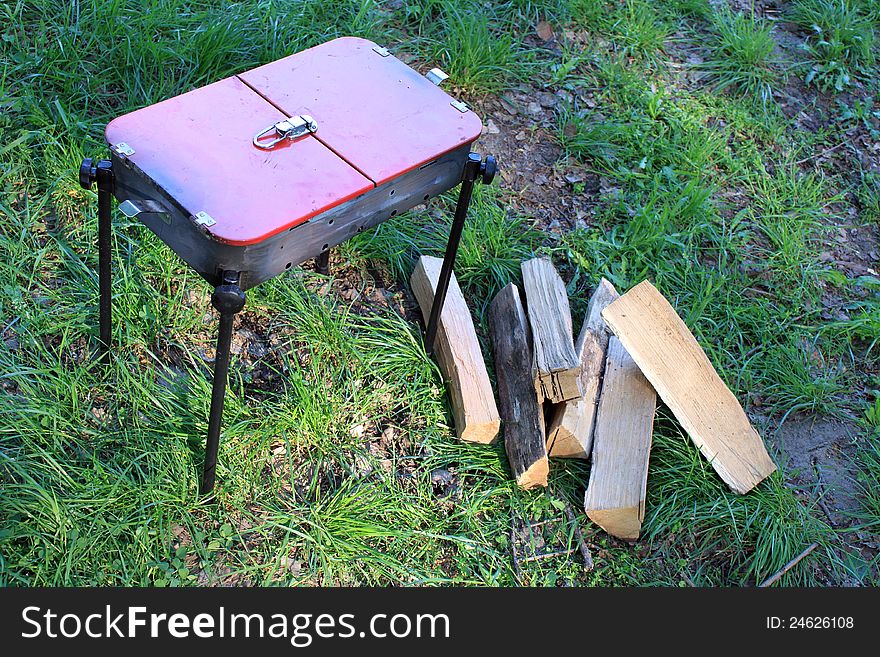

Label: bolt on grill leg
[424,153,496,355]
[200,272,246,498]
[315,249,330,276]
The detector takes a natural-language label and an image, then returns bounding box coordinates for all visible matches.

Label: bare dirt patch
[769,416,862,527]
[472,89,600,235]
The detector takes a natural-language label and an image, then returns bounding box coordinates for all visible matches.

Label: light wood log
[602,280,776,494]
[521,257,582,404]
[489,283,548,489]
[547,278,619,458]
[411,256,500,444]
[584,337,656,540]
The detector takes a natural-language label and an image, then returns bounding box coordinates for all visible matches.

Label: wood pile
[413,255,777,541]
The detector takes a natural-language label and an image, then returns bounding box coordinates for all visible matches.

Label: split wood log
[601,280,776,494]
[411,256,500,444]
[521,257,582,404]
[489,283,548,489]
[584,337,656,540]
[547,278,619,458]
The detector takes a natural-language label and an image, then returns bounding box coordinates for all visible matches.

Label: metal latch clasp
[253,115,318,150]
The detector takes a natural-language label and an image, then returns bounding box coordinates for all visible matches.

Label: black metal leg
[315,249,330,275]
[96,161,114,363]
[200,271,246,497]
[424,153,496,355]
[80,157,115,363]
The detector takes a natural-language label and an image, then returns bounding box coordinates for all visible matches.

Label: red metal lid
[239,37,483,186]
[105,76,373,246]
[105,37,481,246]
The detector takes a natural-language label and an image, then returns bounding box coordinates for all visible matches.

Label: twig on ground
[795,142,847,166]
[510,493,596,575]
[520,548,579,564]
[510,515,522,583]
[526,519,561,529]
[758,543,819,588]
[811,456,839,527]
[562,498,595,571]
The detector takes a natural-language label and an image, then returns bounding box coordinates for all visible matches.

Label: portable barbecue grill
[78,37,496,496]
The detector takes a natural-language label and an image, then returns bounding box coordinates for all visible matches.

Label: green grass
[555,50,861,423]
[859,172,880,225]
[853,398,880,539]
[1,0,879,588]
[791,0,876,91]
[610,1,671,61]
[570,0,614,31]
[701,10,781,106]
[666,0,712,21]
[568,0,673,63]
[429,5,532,94]
[643,413,834,586]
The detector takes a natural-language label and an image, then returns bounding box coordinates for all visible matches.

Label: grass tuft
[431,6,531,94]
[610,0,671,61]
[853,401,880,538]
[701,11,780,106]
[790,0,876,91]
[643,414,833,586]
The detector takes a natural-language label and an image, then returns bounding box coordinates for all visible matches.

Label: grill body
[103,37,482,289]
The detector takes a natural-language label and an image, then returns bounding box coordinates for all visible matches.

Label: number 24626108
[767,617,853,629]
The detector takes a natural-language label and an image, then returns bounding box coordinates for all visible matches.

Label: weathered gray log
[489,283,548,489]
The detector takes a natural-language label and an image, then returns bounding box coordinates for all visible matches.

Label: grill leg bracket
[200,271,247,498]
[423,152,496,355]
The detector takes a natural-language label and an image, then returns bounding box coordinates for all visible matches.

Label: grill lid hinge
[194,211,216,227]
[112,142,135,157]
